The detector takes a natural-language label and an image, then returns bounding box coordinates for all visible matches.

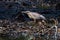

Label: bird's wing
[31,12,40,18]
[39,15,46,20]
[32,12,46,19]
[26,12,46,20]
[27,12,35,18]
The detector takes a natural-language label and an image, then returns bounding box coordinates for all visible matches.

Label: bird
[22,11,46,22]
